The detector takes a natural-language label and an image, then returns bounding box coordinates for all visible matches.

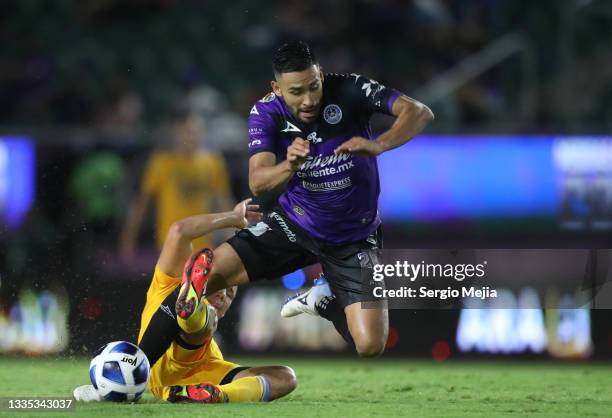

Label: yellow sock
[176,295,209,334]
[172,339,209,362]
[219,376,270,402]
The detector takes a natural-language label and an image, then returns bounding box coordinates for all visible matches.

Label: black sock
[316,297,354,348]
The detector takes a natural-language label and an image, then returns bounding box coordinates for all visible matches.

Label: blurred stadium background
[1,0,612,365]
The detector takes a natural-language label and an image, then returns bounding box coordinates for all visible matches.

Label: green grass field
[0,357,610,417]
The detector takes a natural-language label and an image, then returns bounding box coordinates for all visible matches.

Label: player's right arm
[157,199,262,277]
[247,97,310,196]
[248,138,309,196]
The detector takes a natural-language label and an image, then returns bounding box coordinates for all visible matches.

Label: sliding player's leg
[166,360,296,403]
[230,365,297,400]
[175,248,215,334]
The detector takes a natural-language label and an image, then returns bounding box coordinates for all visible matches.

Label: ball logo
[121,356,136,366]
[323,104,342,124]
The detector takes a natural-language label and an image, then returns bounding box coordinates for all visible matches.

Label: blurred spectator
[1,1,612,132]
[119,109,232,258]
[96,77,144,139]
[70,150,127,224]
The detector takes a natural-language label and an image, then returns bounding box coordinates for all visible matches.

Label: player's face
[272,65,324,123]
[206,287,235,319]
[173,114,204,153]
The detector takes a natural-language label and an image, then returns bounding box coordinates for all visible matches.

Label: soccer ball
[89,341,150,402]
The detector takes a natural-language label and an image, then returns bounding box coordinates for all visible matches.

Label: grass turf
[0,357,610,417]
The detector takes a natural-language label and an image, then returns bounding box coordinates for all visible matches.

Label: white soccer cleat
[73,384,102,402]
[281,275,334,318]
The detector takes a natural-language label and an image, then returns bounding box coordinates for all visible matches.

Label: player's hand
[287,137,310,171]
[334,136,383,157]
[233,198,263,228]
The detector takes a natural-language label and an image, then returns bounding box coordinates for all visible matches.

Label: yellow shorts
[148,342,242,400]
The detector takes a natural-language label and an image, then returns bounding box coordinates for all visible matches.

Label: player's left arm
[157,200,262,277]
[334,95,434,157]
[376,95,434,153]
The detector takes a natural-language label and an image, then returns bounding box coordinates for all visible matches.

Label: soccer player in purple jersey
[206,40,434,357]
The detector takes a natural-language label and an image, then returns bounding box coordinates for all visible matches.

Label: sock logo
[315,295,335,312]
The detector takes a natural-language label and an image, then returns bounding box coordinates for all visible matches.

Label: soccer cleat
[73,384,102,402]
[167,384,228,403]
[175,248,214,333]
[280,274,335,318]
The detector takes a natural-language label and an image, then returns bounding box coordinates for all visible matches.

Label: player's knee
[206,255,227,293]
[206,244,246,294]
[355,339,386,358]
[276,366,297,395]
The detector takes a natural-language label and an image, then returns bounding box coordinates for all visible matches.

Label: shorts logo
[248,221,271,237]
[270,211,297,242]
[259,92,276,103]
[357,252,374,268]
[323,104,342,125]
[160,304,175,319]
[293,206,305,216]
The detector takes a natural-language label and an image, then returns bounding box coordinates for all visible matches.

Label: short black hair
[272,40,317,76]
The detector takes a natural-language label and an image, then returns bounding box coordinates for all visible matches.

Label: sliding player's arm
[158,199,262,277]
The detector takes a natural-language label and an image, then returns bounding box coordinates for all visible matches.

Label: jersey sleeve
[350,73,402,116]
[247,103,277,156]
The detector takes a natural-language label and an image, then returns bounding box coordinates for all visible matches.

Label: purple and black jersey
[248,73,401,244]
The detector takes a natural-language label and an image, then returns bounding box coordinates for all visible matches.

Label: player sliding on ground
[74,199,296,403]
[205,40,434,356]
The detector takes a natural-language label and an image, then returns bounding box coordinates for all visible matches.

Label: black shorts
[227,207,382,309]
[138,287,251,383]
[139,286,216,368]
